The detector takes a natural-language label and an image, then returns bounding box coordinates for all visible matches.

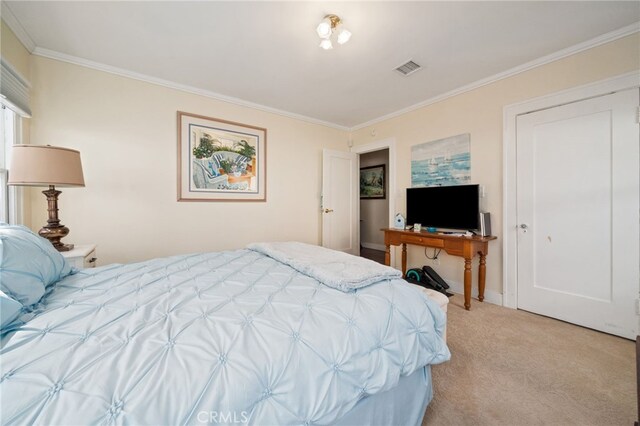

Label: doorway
[359,148,389,264]
[351,138,397,267]
[320,139,397,266]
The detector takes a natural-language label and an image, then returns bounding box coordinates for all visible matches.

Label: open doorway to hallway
[359,148,389,265]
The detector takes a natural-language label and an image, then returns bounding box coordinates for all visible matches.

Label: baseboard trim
[361,242,386,251]
[444,279,503,306]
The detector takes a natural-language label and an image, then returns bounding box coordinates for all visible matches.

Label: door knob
[324,208,334,213]
[519,223,528,233]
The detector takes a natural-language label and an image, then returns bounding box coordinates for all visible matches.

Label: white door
[516,88,639,339]
[322,149,359,255]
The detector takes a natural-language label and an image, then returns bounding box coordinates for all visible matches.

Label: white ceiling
[3,1,639,129]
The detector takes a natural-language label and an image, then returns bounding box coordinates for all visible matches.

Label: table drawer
[84,250,98,268]
[402,234,445,248]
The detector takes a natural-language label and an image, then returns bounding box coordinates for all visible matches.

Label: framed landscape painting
[360,164,386,199]
[411,133,470,187]
[177,111,267,201]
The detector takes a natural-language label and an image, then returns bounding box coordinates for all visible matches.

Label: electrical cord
[424,247,441,260]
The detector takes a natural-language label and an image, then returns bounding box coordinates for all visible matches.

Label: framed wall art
[411,133,470,187]
[360,164,386,199]
[177,111,267,202]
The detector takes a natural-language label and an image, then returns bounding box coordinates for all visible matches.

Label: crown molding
[0,2,36,53]
[31,47,351,132]
[4,3,638,133]
[350,21,640,131]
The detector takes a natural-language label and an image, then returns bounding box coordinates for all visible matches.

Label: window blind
[0,57,31,118]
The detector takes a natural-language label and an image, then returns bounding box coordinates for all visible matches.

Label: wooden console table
[382,228,497,310]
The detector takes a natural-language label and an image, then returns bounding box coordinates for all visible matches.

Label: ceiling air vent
[394,60,421,76]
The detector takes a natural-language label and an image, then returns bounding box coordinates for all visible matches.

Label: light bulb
[337,28,352,45]
[319,39,333,50]
[316,19,332,39]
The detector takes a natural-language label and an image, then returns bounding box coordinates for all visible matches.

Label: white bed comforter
[1,245,449,425]
[247,242,402,291]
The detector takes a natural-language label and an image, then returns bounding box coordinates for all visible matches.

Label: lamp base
[40,186,74,252]
[39,225,74,252]
[57,244,74,252]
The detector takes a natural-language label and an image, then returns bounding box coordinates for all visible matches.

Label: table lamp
[8,144,85,251]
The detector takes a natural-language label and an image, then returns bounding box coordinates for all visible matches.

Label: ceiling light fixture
[319,39,333,50]
[316,14,351,49]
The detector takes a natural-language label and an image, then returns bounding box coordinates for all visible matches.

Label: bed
[0,226,450,425]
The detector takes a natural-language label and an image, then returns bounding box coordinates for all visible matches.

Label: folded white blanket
[247,241,402,291]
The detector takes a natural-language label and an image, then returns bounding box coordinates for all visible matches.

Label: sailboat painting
[411,134,471,187]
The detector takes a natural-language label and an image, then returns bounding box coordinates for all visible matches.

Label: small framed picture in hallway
[360,164,386,199]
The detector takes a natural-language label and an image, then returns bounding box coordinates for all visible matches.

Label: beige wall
[351,34,640,299]
[29,56,348,265]
[359,149,389,248]
[1,20,30,78]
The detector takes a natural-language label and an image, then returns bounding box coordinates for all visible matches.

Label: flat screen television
[406,184,480,230]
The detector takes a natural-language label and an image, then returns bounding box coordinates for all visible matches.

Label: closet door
[516,88,639,339]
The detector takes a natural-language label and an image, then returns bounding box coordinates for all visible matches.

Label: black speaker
[479,212,492,237]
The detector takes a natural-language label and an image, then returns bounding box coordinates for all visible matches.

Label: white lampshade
[319,39,333,50]
[316,19,332,39]
[8,145,85,187]
[337,28,352,44]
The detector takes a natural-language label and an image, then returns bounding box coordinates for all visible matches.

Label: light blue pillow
[0,224,72,306]
[0,290,22,329]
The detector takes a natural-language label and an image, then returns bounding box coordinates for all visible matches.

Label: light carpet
[423,294,635,425]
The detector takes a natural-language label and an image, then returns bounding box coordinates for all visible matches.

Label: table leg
[402,243,407,277]
[464,257,472,310]
[478,253,486,302]
[384,244,391,266]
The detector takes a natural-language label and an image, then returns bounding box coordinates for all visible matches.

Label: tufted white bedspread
[1,248,450,425]
[247,242,402,291]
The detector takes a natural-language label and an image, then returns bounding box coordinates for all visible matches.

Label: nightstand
[61,244,97,269]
